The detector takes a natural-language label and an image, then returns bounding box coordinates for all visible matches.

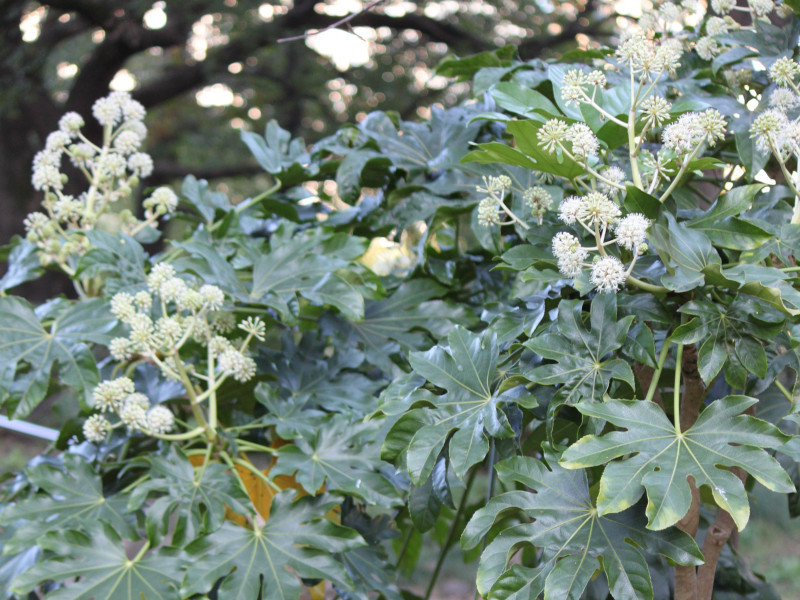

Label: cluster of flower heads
[84,263,268,443]
[475,175,553,227]
[23,91,178,269]
[108,263,263,384]
[750,57,800,221]
[83,377,175,442]
[552,192,651,293]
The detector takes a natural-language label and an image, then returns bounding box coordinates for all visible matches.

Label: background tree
[0,0,606,245]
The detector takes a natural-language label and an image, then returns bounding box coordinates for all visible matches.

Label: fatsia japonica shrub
[4,4,800,600]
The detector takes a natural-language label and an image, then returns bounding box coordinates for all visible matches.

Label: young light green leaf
[561,397,794,530]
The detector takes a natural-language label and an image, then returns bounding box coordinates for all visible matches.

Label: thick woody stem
[674,343,707,600]
[681,344,706,432]
[696,416,752,600]
[675,479,701,600]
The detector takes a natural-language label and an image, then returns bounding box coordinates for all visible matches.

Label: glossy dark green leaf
[182,493,364,600]
[0,238,42,293]
[127,446,250,545]
[561,396,794,530]
[0,297,116,417]
[462,451,703,600]
[387,326,515,484]
[0,454,134,555]
[524,294,635,406]
[12,526,183,600]
[271,417,401,506]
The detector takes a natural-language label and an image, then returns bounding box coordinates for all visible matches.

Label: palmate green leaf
[0,454,135,555]
[181,493,365,600]
[461,452,703,600]
[561,397,794,531]
[360,106,482,171]
[386,325,518,484]
[524,294,635,407]
[703,263,800,317]
[0,297,117,417]
[11,526,183,600]
[671,298,784,384]
[241,119,312,185]
[271,417,401,506]
[336,279,475,372]
[0,238,42,293]
[127,446,249,546]
[248,225,368,322]
[651,214,721,292]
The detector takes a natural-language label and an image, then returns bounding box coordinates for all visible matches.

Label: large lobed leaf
[461,451,703,600]
[181,492,365,600]
[560,397,795,530]
[384,325,523,484]
[12,526,183,600]
[0,297,117,417]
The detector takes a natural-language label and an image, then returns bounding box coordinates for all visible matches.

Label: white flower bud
[110,292,136,321]
[93,96,121,127]
[128,152,154,177]
[477,197,502,227]
[565,123,599,158]
[113,130,142,155]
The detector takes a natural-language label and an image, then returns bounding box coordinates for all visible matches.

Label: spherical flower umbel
[538,119,569,154]
[577,192,621,227]
[565,123,599,158]
[639,96,672,128]
[144,406,175,435]
[83,414,111,443]
[477,197,502,227]
[552,232,588,277]
[92,377,135,411]
[770,57,800,86]
[218,349,257,382]
[558,196,584,225]
[711,0,735,12]
[770,88,800,110]
[696,37,720,61]
[591,255,628,293]
[147,263,176,293]
[58,112,84,136]
[614,213,651,250]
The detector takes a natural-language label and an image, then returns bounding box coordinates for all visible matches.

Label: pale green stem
[658,142,704,204]
[629,69,644,189]
[645,340,672,403]
[673,344,684,434]
[151,426,206,441]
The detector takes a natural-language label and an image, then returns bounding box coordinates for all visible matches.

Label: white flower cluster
[538,119,600,160]
[111,262,263,384]
[24,91,175,270]
[615,33,683,77]
[551,192,651,293]
[82,376,175,442]
[662,109,727,154]
[750,59,800,158]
